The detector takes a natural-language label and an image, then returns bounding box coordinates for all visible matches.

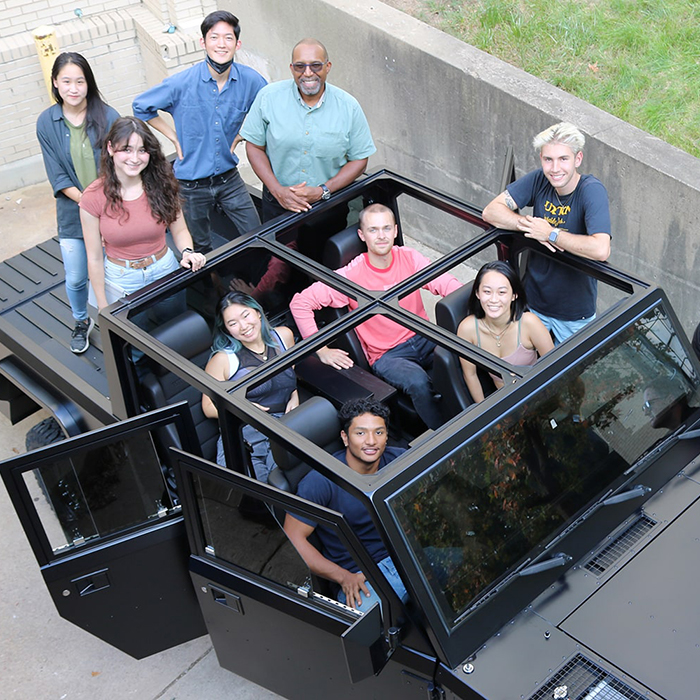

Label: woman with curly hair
[36,52,119,353]
[79,116,206,315]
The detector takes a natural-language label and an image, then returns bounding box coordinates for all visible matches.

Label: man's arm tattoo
[504,191,517,210]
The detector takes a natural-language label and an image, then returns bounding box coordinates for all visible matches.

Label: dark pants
[261,186,293,223]
[180,168,260,253]
[372,335,442,430]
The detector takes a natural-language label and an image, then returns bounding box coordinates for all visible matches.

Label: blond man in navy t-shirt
[483,122,611,343]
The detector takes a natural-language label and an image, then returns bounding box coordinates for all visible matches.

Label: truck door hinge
[427,681,446,699]
[401,671,445,699]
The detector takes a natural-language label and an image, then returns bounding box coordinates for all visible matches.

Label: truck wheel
[25,417,68,520]
[25,416,65,451]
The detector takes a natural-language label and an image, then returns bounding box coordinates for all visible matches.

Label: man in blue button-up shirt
[133,11,266,252]
[240,38,375,223]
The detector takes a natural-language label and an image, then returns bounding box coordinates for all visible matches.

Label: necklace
[249,346,268,362]
[554,188,573,207]
[481,319,511,348]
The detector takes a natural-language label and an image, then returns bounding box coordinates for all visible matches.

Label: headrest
[271,396,341,473]
[322,225,366,269]
[435,282,474,335]
[151,310,212,363]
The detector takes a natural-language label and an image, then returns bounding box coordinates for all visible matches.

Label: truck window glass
[388,304,700,628]
[24,432,170,554]
[192,472,311,592]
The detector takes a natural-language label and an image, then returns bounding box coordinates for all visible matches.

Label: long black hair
[51,52,110,148]
[467,261,528,322]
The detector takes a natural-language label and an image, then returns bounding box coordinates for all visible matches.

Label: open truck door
[169,448,440,699]
[0,403,206,659]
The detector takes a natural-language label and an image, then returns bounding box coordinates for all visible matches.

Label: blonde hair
[533,122,585,156]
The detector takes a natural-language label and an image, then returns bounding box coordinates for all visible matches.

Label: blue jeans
[180,168,260,253]
[372,335,442,429]
[532,310,596,345]
[104,250,185,343]
[59,238,88,322]
[216,419,281,483]
[337,556,408,609]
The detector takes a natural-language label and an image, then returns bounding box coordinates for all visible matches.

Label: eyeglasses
[291,61,327,74]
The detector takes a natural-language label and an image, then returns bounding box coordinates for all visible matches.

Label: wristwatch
[319,184,331,201]
[548,228,561,244]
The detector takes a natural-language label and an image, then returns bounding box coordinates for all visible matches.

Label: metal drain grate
[584,514,655,575]
[528,654,648,700]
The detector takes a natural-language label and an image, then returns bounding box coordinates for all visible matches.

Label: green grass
[412,0,700,157]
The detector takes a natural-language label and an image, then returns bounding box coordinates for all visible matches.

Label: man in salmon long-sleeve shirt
[289,203,461,429]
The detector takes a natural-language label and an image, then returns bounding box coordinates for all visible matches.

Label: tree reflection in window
[390,305,699,626]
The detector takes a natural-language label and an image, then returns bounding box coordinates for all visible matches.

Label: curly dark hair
[338,398,390,434]
[99,116,181,225]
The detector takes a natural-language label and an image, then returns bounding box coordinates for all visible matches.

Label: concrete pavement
[0,181,281,700]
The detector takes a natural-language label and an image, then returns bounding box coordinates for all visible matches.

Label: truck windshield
[388,304,700,628]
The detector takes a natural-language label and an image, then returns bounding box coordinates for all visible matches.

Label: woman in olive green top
[36,52,119,353]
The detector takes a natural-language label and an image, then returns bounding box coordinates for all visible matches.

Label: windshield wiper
[519,552,572,576]
[625,423,686,475]
[602,483,651,506]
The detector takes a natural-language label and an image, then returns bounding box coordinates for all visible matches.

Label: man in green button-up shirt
[241,38,375,222]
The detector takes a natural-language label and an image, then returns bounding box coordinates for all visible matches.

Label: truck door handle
[71,569,110,596]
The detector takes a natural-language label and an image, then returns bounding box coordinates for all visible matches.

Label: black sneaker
[70,318,95,354]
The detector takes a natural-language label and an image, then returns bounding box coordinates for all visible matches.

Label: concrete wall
[235,0,700,330]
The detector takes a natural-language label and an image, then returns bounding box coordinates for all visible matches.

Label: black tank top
[227,330,297,413]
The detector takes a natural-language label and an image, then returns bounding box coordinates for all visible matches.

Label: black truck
[1,170,698,699]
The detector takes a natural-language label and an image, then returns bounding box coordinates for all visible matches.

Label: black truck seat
[268,396,342,494]
[316,225,369,368]
[434,282,496,420]
[139,310,219,462]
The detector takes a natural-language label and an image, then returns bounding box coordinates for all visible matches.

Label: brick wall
[0,0,211,190]
[0,11,145,184]
[0,0,139,40]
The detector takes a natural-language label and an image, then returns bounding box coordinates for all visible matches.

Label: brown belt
[106,245,169,270]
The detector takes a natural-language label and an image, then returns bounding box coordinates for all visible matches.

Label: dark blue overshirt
[36,103,119,238]
[132,61,266,181]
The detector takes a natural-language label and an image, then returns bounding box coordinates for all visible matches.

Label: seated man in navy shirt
[284,398,407,609]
